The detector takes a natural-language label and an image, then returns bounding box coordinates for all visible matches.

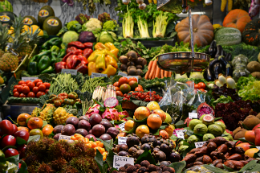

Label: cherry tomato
[38,84,46,91]
[13,88,18,93]
[113,82,119,87]
[21,84,27,86]
[22,86,30,94]
[36,82,43,87]
[17,85,23,93]
[14,85,19,89]
[36,91,45,98]
[25,80,32,85]
[198,82,206,89]
[33,79,42,85]
[128,77,138,83]
[27,92,35,98]
[32,87,39,93]
[13,92,20,97]
[43,82,50,89]
[27,82,35,90]
[194,84,200,89]
[145,98,150,102]
[18,81,25,85]
[19,93,26,97]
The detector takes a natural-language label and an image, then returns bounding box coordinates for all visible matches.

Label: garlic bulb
[218,74,226,84]
[122,0,131,5]
[226,76,236,89]
[139,3,146,10]
[215,79,223,87]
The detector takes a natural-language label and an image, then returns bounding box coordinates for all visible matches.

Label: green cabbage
[62,31,79,44]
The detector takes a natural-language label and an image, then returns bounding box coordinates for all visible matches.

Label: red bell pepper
[74,49,83,55]
[76,63,88,75]
[62,52,74,62]
[83,48,93,58]
[66,55,79,69]
[83,42,93,49]
[68,41,85,49]
[66,47,77,54]
[55,62,66,73]
[77,54,88,64]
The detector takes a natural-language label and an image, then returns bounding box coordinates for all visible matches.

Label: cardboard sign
[61,69,77,75]
[176,130,185,139]
[21,77,38,82]
[195,141,207,148]
[113,155,134,170]
[91,73,108,78]
[118,137,127,145]
[118,72,127,76]
[118,122,126,131]
[189,113,198,119]
[58,135,71,141]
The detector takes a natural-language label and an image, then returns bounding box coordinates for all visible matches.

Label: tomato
[199,88,206,92]
[27,92,35,98]
[32,87,39,93]
[18,80,25,85]
[46,89,49,93]
[13,88,18,93]
[138,84,143,89]
[115,87,120,91]
[0,120,13,135]
[4,148,19,158]
[17,85,23,93]
[22,86,30,94]
[25,80,32,85]
[36,91,45,98]
[128,77,138,83]
[135,87,144,92]
[43,82,50,89]
[1,135,16,148]
[14,85,19,89]
[38,84,46,91]
[36,82,43,87]
[116,91,123,97]
[198,82,206,89]
[113,82,119,87]
[27,82,35,90]
[118,77,128,86]
[33,79,42,85]
[19,93,26,97]
[186,81,193,87]
[194,84,200,89]
[13,92,20,97]
[14,130,29,142]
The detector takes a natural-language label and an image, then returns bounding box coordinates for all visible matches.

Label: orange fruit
[135,125,150,138]
[245,148,259,158]
[17,127,29,133]
[237,142,251,152]
[159,130,169,139]
[165,125,174,137]
[27,117,43,130]
[147,101,160,111]
[245,130,255,143]
[153,109,166,122]
[147,114,162,130]
[124,120,135,131]
[116,132,127,139]
[134,106,150,120]
[42,124,54,136]
[17,113,31,126]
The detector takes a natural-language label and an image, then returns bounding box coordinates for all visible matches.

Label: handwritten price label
[118,72,127,76]
[21,77,38,82]
[91,73,108,78]
[113,155,134,170]
[118,122,126,131]
[176,130,185,139]
[61,69,77,75]
[189,113,198,119]
[195,142,207,148]
[58,135,71,141]
[118,137,127,145]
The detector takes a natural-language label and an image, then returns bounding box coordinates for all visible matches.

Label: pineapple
[0,53,19,71]
[0,75,4,85]
[0,22,10,52]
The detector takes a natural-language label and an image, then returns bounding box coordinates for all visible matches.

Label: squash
[215,27,241,46]
[223,9,251,33]
[175,14,214,47]
[242,18,260,46]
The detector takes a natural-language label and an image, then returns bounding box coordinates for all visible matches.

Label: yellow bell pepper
[95,54,106,72]
[88,62,98,76]
[105,42,119,58]
[88,50,102,62]
[105,55,118,69]
[102,64,117,77]
[94,42,109,51]
[101,49,118,62]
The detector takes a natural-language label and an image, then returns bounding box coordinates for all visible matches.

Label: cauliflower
[84,18,102,34]
[103,20,117,31]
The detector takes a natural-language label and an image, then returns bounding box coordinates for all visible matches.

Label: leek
[137,16,150,38]
[153,11,176,38]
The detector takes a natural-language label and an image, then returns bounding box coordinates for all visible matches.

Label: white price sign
[195,141,207,148]
[125,76,139,83]
[21,77,38,82]
[176,130,185,139]
[118,137,127,145]
[58,135,71,141]
[189,113,198,119]
[61,69,77,75]
[256,146,260,150]
[118,122,126,131]
[118,72,127,76]
[91,73,108,78]
[113,155,134,170]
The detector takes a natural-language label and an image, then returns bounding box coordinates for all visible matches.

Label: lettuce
[238,80,260,101]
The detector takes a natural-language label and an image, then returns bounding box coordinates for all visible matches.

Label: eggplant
[209,59,221,77]
[204,67,214,81]
[215,45,224,59]
[226,63,232,76]
[208,40,217,57]
[213,62,223,79]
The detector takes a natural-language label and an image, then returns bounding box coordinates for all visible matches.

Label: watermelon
[0,0,13,12]
[215,27,242,46]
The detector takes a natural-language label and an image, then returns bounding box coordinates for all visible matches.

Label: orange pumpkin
[175,14,214,47]
[223,9,251,33]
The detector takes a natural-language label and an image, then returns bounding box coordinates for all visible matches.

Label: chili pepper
[55,62,66,73]
[66,55,79,69]
[68,41,85,49]
[64,98,75,105]
[96,54,106,72]
[38,55,51,72]
[94,42,109,50]
[83,48,93,58]
[76,63,88,75]
[88,62,98,76]
[57,49,66,59]
[50,45,60,54]
[105,55,118,68]
[28,62,38,75]
[68,92,78,99]
[62,52,74,62]
[102,64,117,77]
[41,66,54,74]
[83,42,93,49]
[66,47,77,54]
[50,51,57,64]
[58,93,68,100]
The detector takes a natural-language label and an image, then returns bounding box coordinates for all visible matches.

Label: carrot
[169,72,172,77]
[149,60,157,79]
[145,60,153,79]
[161,69,164,78]
[155,65,160,78]
[164,70,167,78]
[158,68,161,78]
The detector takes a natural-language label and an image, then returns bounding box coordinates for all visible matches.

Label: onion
[139,3,146,10]
[226,76,236,89]
[204,0,212,6]
[208,83,214,89]
[215,79,223,87]
[122,0,131,5]
[136,0,144,4]
[218,74,226,84]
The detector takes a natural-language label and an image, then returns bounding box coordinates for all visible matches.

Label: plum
[78,120,91,131]
[61,124,75,136]
[92,124,105,137]
[85,134,97,141]
[66,117,79,127]
[99,134,112,141]
[54,133,61,140]
[75,129,88,137]
[89,113,102,126]
[107,127,119,139]
[53,125,64,134]
[100,119,113,131]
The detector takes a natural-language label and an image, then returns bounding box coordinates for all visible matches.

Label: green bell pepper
[42,37,62,50]
[38,55,51,72]
[29,55,38,63]
[28,61,38,75]
[50,51,57,64]
[41,66,54,74]
[50,45,60,54]
[57,49,66,59]
[36,50,51,61]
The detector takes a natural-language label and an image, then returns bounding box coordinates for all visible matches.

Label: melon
[23,16,38,26]
[0,11,16,25]
[38,5,55,27]
[0,0,13,12]
[43,16,62,36]
[215,27,242,46]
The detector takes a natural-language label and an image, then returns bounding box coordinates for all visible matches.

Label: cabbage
[97,31,117,44]
[62,31,79,44]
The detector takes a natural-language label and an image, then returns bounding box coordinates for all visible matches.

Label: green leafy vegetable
[238,80,260,101]
[210,95,233,109]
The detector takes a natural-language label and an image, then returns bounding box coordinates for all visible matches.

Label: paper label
[118,72,127,76]
[124,76,138,83]
[256,146,260,150]
[39,9,49,17]
[61,69,77,75]
[113,155,134,170]
[58,135,71,141]
[0,15,10,22]
[23,18,33,25]
[118,122,126,131]
[47,19,59,26]
[91,73,108,78]
[189,113,198,119]
[118,137,127,145]
[21,77,38,82]
[195,141,207,148]
[176,130,185,139]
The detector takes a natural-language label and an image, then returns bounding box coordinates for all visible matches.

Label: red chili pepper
[76,63,88,75]
[68,41,85,49]
[66,55,79,69]
[62,52,74,62]
[66,47,77,54]
[83,48,93,58]
[83,42,93,49]
[55,62,66,73]
[58,93,68,100]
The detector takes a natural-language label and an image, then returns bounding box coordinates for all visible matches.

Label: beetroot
[104,97,118,108]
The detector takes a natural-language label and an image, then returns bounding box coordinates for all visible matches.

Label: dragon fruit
[102,108,120,121]
[85,104,100,118]
[104,97,118,108]
[197,102,214,119]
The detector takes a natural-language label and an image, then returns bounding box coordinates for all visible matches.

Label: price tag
[118,122,126,131]
[118,137,127,145]
[176,130,185,139]
[124,76,139,83]
[21,77,38,82]
[61,69,77,75]
[58,135,71,141]
[113,155,134,170]
[189,113,198,119]
[256,146,260,150]
[195,141,207,148]
[118,72,127,76]
[91,73,108,78]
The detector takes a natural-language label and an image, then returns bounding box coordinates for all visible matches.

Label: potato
[251,72,260,79]
[247,61,260,73]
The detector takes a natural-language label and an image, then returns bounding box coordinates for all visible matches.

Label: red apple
[4,148,19,158]
[12,124,18,134]
[14,130,29,142]
[17,144,27,158]
[0,120,13,135]
[253,124,260,132]
[1,135,16,148]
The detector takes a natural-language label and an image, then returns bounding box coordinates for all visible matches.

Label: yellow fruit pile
[53,107,74,125]
[22,25,44,36]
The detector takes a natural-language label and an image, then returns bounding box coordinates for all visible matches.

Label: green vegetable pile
[81,77,109,93]
[237,75,260,101]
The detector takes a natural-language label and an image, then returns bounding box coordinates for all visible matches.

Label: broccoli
[75,13,90,25]
[98,12,111,23]
[103,20,117,31]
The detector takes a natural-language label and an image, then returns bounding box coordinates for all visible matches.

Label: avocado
[38,5,55,27]
[23,15,38,26]
[43,16,62,36]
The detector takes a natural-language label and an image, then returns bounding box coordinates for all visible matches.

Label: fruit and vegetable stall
[1,0,260,172]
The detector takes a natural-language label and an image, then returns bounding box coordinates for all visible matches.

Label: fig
[85,134,96,141]
[75,129,88,137]
[140,160,150,167]
[118,151,129,156]
[66,117,79,127]
[107,127,119,139]
[153,150,166,161]
[169,152,181,162]
[53,125,64,134]
[61,124,75,136]
[92,124,105,137]
[116,144,128,152]
[141,134,156,145]
[89,113,102,126]
[99,134,112,141]
[128,146,138,155]
[78,120,91,131]
[135,149,144,158]
[53,133,61,140]
[100,119,113,131]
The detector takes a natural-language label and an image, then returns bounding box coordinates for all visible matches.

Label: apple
[4,148,19,158]
[0,120,13,135]
[14,130,29,142]
[12,124,18,134]
[1,135,16,148]
[17,144,27,158]
[253,124,260,132]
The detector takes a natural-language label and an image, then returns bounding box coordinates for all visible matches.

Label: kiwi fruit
[234,129,247,140]
[242,115,260,129]
[256,113,260,119]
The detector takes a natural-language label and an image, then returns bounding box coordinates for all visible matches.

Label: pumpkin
[175,14,214,47]
[242,18,260,46]
[215,27,242,46]
[223,9,251,33]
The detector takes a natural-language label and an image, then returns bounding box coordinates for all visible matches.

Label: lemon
[164,113,172,123]
[147,101,160,111]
